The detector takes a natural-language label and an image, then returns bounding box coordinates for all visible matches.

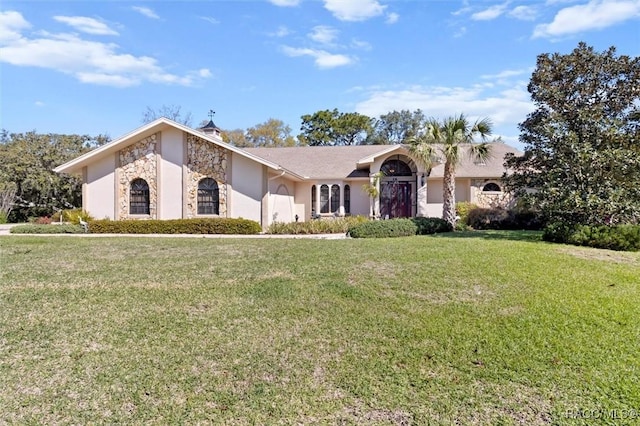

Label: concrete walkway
[0,224,348,239]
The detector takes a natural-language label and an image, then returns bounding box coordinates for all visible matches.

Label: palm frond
[468,142,491,163]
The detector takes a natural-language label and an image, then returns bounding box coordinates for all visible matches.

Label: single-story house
[54,117,521,229]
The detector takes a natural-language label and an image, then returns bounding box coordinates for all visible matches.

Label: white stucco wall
[348,182,370,217]
[86,154,116,220]
[269,177,295,224]
[160,128,184,219]
[230,153,263,223]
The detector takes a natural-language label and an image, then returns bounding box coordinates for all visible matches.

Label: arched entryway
[379,156,416,218]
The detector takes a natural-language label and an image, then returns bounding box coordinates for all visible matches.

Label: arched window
[381,158,413,176]
[331,184,340,213]
[311,185,316,214]
[483,182,501,192]
[320,184,329,214]
[198,178,219,215]
[344,185,351,214]
[130,178,150,215]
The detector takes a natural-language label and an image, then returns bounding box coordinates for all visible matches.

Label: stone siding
[471,179,515,209]
[186,134,227,218]
[118,134,157,219]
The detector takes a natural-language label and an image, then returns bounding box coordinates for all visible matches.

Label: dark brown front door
[380,181,411,218]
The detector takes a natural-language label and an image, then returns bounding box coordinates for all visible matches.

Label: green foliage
[267,216,368,234]
[504,43,640,226]
[408,114,494,227]
[455,202,479,225]
[0,212,7,224]
[0,131,109,222]
[88,218,261,234]
[411,217,452,234]
[10,224,85,234]
[367,109,426,144]
[246,118,297,147]
[51,209,95,224]
[348,218,417,238]
[299,109,373,146]
[468,208,545,230]
[543,222,640,251]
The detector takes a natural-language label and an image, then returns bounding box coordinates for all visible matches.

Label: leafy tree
[142,104,193,127]
[299,109,373,146]
[221,129,252,148]
[368,109,426,144]
[246,118,297,147]
[0,131,109,221]
[504,43,640,225]
[408,114,493,227]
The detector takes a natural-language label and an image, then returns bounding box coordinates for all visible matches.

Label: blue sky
[1,0,638,149]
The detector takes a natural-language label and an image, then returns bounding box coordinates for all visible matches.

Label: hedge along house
[54,117,521,229]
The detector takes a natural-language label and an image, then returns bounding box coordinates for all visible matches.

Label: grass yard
[1,232,639,425]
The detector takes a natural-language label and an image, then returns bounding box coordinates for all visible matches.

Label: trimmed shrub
[542,222,576,243]
[455,202,479,225]
[88,218,261,234]
[348,218,417,239]
[267,216,368,235]
[10,224,85,234]
[468,208,544,230]
[411,217,452,234]
[543,223,640,251]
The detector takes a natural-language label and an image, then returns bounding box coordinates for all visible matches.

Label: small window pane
[311,185,316,214]
[320,184,329,214]
[331,184,340,213]
[344,185,350,214]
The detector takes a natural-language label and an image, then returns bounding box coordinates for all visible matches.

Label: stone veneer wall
[118,134,157,219]
[186,134,227,218]
[471,179,515,209]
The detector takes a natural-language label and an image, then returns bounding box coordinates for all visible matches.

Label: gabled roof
[54,117,303,178]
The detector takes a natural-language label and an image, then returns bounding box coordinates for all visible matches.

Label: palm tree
[408,114,493,227]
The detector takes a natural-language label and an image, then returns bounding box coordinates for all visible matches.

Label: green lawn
[1,232,639,425]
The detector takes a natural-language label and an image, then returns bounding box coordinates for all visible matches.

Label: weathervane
[208,109,215,120]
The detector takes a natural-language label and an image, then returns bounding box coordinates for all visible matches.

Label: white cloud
[270,26,291,37]
[0,11,211,88]
[509,5,538,21]
[354,81,534,139]
[53,16,118,36]
[323,0,387,21]
[35,100,45,107]
[452,0,472,16]
[0,10,31,42]
[281,46,354,68]
[454,26,467,38]
[386,12,399,24]
[308,25,339,45]
[269,0,301,6]
[200,16,220,25]
[534,0,640,38]
[351,39,372,50]
[132,6,160,20]
[481,69,528,80]
[471,2,510,21]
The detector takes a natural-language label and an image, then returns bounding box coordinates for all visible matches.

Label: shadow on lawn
[432,230,544,242]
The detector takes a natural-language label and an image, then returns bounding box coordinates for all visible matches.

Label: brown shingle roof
[244,143,522,180]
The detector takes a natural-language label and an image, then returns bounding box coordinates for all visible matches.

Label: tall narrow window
[198,178,219,215]
[311,185,316,214]
[130,179,150,215]
[331,184,340,213]
[320,184,329,214]
[344,185,351,214]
